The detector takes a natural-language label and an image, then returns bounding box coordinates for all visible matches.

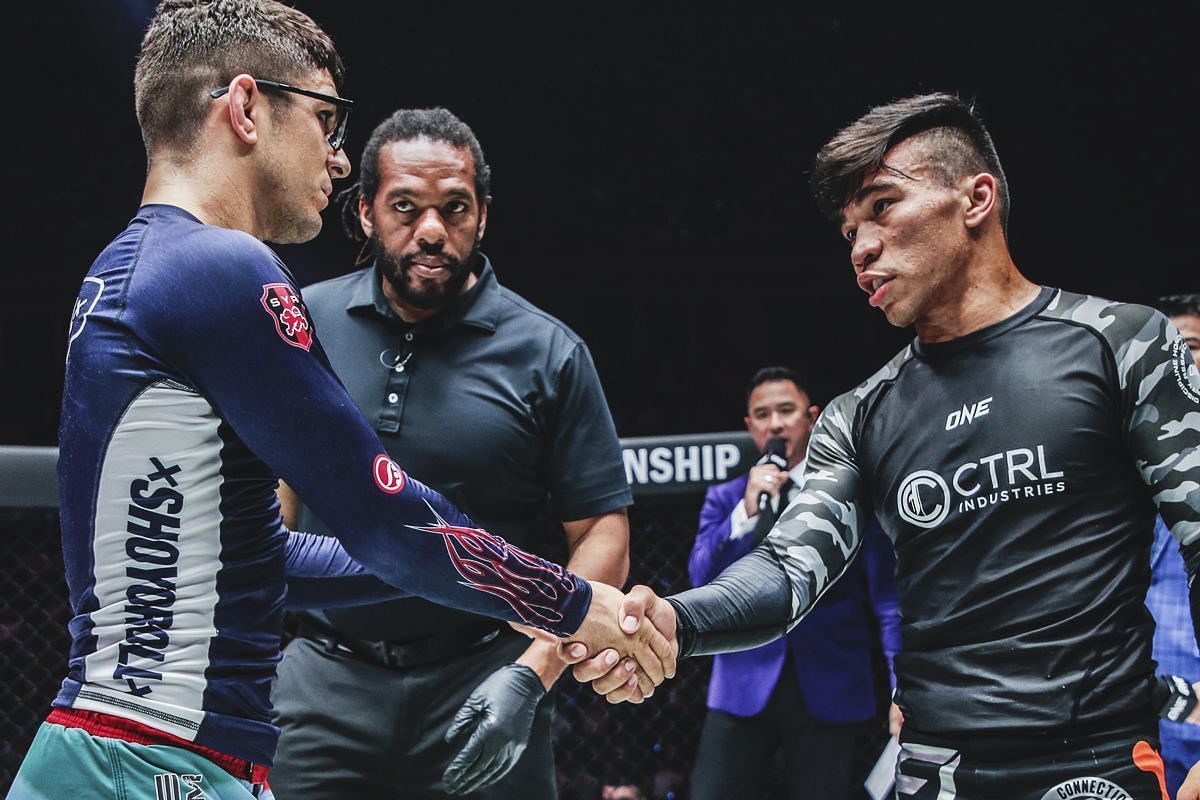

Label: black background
[3,4,1195,445]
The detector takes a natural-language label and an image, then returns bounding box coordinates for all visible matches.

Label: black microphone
[756,436,788,516]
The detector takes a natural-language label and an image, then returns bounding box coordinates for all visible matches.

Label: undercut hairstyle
[337,107,492,243]
[810,92,1011,238]
[1154,294,1200,319]
[135,0,344,157]
[745,366,814,408]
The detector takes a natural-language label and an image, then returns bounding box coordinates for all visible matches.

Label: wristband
[1159,674,1199,722]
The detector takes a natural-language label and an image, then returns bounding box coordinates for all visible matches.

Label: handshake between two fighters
[558,583,678,703]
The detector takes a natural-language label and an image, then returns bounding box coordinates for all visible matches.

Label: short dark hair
[810,92,1010,237]
[135,0,345,157]
[338,107,492,242]
[745,366,813,408]
[602,782,645,800]
[1154,294,1200,319]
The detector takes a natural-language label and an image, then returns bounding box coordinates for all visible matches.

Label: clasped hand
[559,583,680,703]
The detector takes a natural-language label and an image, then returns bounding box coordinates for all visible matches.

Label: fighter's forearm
[666,545,795,657]
[283,530,411,609]
[519,510,630,689]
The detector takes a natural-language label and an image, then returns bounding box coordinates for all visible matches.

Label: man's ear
[476,202,489,243]
[219,74,262,146]
[963,172,998,230]
[358,195,374,238]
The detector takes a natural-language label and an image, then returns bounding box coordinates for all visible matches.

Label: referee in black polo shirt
[270,108,633,799]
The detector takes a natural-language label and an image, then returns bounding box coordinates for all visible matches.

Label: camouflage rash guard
[677,286,1200,735]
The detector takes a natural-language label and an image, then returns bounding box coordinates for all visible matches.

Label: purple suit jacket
[688,473,901,721]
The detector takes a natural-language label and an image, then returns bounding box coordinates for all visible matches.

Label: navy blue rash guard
[54,205,591,763]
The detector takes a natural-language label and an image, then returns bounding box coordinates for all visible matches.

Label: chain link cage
[0,488,892,798]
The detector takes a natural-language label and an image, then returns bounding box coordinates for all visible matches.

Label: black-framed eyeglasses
[210,78,354,151]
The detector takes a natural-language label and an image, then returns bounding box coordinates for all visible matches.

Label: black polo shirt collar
[343,254,503,338]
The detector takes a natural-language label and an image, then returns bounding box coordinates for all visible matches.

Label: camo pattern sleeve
[762,348,906,623]
[1047,292,1200,645]
[669,349,902,657]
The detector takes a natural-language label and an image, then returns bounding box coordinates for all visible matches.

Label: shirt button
[387,392,399,403]
[394,365,405,373]
[404,332,414,342]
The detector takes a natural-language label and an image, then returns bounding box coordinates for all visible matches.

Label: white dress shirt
[728,461,806,540]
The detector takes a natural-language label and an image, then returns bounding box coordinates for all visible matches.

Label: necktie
[751,478,795,547]
[775,477,797,518]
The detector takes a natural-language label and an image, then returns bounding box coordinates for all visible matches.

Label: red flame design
[409,504,576,629]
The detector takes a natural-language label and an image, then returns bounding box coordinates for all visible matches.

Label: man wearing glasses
[5,2,671,798]
[211,77,353,148]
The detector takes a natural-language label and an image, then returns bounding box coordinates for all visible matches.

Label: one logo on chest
[260,283,313,351]
[945,395,993,431]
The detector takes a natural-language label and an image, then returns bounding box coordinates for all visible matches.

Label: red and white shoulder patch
[373,454,406,494]
[260,283,313,351]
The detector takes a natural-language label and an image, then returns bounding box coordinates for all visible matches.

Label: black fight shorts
[896,723,1168,800]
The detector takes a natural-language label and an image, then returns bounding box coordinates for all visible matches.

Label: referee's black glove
[442,662,547,795]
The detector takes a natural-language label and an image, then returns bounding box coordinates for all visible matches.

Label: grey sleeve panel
[668,362,897,656]
[1046,291,1200,548]
[764,366,891,627]
[668,546,793,657]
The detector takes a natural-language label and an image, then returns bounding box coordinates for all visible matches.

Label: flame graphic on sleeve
[409,502,577,629]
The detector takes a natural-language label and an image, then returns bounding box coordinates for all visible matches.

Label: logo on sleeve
[260,283,313,351]
[373,454,406,494]
[66,277,105,362]
[1170,336,1200,404]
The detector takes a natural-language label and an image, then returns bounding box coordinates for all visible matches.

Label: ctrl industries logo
[897,470,951,529]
